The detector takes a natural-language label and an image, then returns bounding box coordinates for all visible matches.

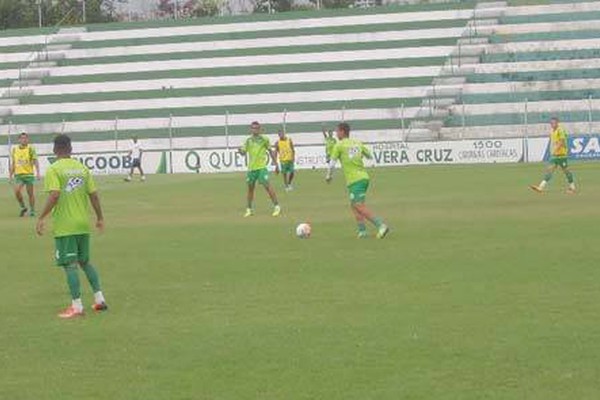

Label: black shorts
[131,158,141,168]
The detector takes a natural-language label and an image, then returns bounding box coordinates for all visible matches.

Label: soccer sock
[82,264,102,293]
[63,265,81,301]
[565,171,574,184]
[372,217,384,229]
[94,291,106,304]
[357,223,367,233]
[72,298,83,312]
[539,180,548,189]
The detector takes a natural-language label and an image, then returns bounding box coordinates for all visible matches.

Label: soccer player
[274,130,295,191]
[326,122,389,239]
[530,117,576,194]
[238,121,281,217]
[125,136,145,182]
[323,128,337,163]
[9,132,40,217]
[36,134,108,319]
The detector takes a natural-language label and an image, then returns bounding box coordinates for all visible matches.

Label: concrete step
[0,107,12,117]
[50,34,81,44]
[457,37,489,45]
[474,8,505,19]
[422,97,457,109]
[0,98,20,106]
[432,76,466,86]
[440,65,477,76]
[20,69,49,79]
[410,120,444,132]
[468,18,499,27]
[46,44,72,51]
[36,51,66,61]
[452,45,485,57]
[58,27,87,34]
[426,86,462,97]
[415,108,450,119]
[475,1,507,8]
[28,61,57,68]
[446,56,481,67]
[405,129,438,142]
[11,79,42,87]
[2,88,34,97]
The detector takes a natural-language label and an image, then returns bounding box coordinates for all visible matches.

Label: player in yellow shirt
[530,117,576,194]
[9,132,40,217]
[274,130,295,191]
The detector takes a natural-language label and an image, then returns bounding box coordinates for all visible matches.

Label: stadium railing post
[225,110,230,149]
[400,102,405,140]
[523,98,529,141]
[282,108,288,134]
[461,100,466,140]
[588,95,593,136]
[168,114,174,174]
[114,116,119,152]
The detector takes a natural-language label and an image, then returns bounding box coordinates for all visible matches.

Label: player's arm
[290,139,296,160]
[325,146,339,183]
[89,192,104,233]
[8,150,15,181]
[238,140,247,155]
[36,167,59,235]
[85,170,104,232]
[36,190,59,236]
[362,144,373,160]
[32,149,40,179]
[269,145,280,174]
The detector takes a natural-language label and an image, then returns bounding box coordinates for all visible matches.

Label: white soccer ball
[296,223,312,239]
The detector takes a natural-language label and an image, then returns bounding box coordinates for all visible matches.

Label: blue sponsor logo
[544,135,600,161]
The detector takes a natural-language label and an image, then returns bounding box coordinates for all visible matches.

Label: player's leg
[531,163,557,192]
[288,163,295,190]
[13,181,27,216]
[25,182,35,216]
[245,171,257,217]
[77,235,107,311]
[125,164,134,182]
[350,205,368,238]
[560,164,576,193]
[349,180,388,238]
[138,164,146,182]
[55,236,84,319]
[258,169,280,216]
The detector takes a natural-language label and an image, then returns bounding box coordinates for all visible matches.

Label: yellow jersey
[12,144,37,175]
[276,137,294,162]
[550,126,568,158]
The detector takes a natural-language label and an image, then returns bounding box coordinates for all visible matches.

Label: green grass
[1,163,600,400]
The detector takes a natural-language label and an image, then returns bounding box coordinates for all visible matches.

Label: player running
[326,122,389,239]
[238,121,281,217]
[530,117,576,194]
[125,136,145,182]
[36,134,108,319]
[274,130,295,191]
[9,132,40,217]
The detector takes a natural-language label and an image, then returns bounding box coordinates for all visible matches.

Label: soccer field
[1,163,599,400]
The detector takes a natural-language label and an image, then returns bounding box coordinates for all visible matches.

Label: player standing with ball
[326,122,389,239]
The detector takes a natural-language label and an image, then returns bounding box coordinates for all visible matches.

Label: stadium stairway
[435,0,600,140]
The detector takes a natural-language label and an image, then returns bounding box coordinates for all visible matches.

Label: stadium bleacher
[1,0,599,150]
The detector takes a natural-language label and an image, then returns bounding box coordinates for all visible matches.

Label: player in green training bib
[36,134,108,319]
[530,117,576,194]
[238,121,281,217]
[326,122,389,239]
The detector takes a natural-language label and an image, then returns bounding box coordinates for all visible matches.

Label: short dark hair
[338,122,351,136]
[550,117,559,122]
[19,132,27,137]
[54,134,72,154]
